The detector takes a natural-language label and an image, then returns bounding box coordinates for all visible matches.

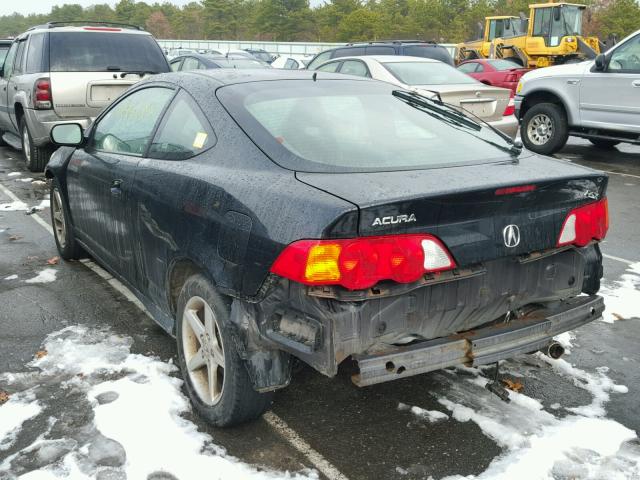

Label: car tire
[20,118,52,172]
[521,103,569,155]
[50,178,85,260]
[176,274,273,427]
[589,139,620,149]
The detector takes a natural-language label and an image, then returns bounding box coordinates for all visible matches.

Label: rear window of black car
[49,32,169,73]
[217,80,516,173]
[402,45,454,66]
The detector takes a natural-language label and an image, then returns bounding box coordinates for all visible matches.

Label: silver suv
[515,29,640,155]
[0,22,170,171]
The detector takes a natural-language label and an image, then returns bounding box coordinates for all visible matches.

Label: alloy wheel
[51,188,67,248]
[182,296,225,405]
[22,126,31,166]
[527,114,554,146]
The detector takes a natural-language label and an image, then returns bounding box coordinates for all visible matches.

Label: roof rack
[29,21,143,31]
[346,39,438,46]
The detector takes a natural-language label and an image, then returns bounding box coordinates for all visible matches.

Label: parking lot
[0,138,639,479]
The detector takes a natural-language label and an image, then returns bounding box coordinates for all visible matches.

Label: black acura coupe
[46,70,608,426]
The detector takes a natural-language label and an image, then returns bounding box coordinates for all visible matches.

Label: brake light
[83,27,121,31]
[34,78,52,109]
[495,184,536,195]
[270,235,456,290]
[557,198,609,247]
[504,73,518,83]
[503,92,515,116]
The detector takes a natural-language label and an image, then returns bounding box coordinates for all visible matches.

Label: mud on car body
[45,69,608,426]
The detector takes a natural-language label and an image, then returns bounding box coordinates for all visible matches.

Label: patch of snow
[433,357,637,480]
[0,394,42,451]
[553,331,574,354]
[25,269,57,284]
[599,262,640,322]
[0,201,28,211]
[0,326,317,480]
[398,403,449,423]
[7,172,21,176]
[16,177,34,182]
[4,274,18,280]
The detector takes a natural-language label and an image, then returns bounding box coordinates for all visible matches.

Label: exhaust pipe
[540,341,565,359]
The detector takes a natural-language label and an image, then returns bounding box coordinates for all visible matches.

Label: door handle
[110,179,122,196]
[633,80,640,87]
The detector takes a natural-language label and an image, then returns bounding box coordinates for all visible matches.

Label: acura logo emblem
[503,224,521,248]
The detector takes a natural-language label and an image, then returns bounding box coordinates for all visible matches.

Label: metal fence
[157,39,457,58]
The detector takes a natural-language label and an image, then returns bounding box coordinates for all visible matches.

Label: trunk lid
[415,84,511,121]
[297,154,607,267]
[50,72,142,118]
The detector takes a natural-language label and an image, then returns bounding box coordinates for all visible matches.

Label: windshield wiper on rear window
[392,90,522,157]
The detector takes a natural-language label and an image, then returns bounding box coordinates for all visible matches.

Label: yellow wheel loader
[457,2,603,68]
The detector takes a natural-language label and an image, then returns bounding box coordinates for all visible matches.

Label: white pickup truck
[515,29,640,155]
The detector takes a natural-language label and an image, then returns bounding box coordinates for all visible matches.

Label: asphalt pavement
[0,139,638,480]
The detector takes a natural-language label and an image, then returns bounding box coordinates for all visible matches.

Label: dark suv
[306,40,454,70]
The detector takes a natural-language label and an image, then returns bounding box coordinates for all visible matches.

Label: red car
[457,59,530,95]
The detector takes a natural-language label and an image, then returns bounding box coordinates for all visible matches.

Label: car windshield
[487,59,523,70]
[217,80,517,173]
[382,61,477,86]
[49,32,168,72]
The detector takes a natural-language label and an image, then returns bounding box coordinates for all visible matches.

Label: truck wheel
[50,178,85,260]
[589,139,620,149]
[176,274,273,427]
[20,118,52,172]
[522,103,569,155]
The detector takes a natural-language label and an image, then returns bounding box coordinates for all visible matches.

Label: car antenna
[312,72,317,82]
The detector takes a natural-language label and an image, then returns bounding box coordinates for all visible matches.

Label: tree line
[0,0,637,44]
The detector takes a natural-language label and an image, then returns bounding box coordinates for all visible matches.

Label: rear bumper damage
[352,294,603,386]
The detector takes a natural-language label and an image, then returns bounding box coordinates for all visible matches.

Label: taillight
[503,92,515,116]
[34,78,52,109]
[504,73,518,83]
[557,198,609,247]
[270,234,456,290]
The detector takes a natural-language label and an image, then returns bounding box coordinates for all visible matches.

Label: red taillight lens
[503,92,515,116]
[557,198,609,247]
[504,73,517,83]
[270,235,456,290]
[34,78,52,109]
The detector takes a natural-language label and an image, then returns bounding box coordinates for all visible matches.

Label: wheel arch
[166,257,211,320]
[14,102,25,128]
[519,89,573,124]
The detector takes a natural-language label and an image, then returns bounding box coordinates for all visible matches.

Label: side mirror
[594,53,607,71]
[51,123,84,146]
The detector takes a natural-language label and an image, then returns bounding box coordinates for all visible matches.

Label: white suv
[0,22,170,171]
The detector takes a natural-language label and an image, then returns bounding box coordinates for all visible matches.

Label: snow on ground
[7,172,21,177]
[0,200,49,213]
[0,394,41,451]
[4,274,18,280]
[24,269,57,284]
[599,261,640,323]
[398,403,449,423]
[0,325,316,480]
[16,177,34,183]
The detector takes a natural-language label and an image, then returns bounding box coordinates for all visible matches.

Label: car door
[7,37,27,132]
[579,33,640,132]
[66,86,175,285]
[0,41,17,132]
[132,89,216,308]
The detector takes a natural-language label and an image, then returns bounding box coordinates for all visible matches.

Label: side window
[333,47,365,58]
[458,63,478,73]
[12,40,27,76]
[2,42,18,78]
[475,64,485,73]
[25,34,46,74]
[181,57,199,71]
[317,61,341,73]
[148,90,215,160]
[366,46,395,55]
[284,58,298,69]
[307,51,331,70]
[92,87,174,156]
[340,60,369,77]
[170,59,182,72]
[533,8,552,38]
[608,35,640,73]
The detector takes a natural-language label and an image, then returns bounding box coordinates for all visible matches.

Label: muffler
[540,341,565,359]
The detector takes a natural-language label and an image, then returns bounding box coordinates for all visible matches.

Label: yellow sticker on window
[193,132,208,149]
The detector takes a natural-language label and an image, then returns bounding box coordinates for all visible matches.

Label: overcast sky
[0,1,197,16]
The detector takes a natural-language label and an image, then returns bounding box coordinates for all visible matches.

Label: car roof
[151,68,368,87]
[325,55,441,64]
